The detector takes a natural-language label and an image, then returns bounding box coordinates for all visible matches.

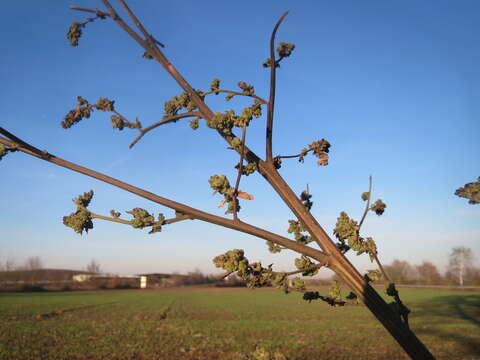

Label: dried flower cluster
[262,42,296,68]
[299,139,331,166]
[61,96,141,131]
[213,249,305,291]
[63,190,95,234]
[455,177,480,205]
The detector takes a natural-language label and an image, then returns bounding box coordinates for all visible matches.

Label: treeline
[2,250,478,290]
[380,259,480,286]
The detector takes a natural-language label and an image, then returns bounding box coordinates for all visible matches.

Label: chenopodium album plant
[0,2,436,359]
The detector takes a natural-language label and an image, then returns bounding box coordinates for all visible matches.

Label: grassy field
[0,287,478,360]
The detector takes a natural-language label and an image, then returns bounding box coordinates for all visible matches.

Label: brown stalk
[129,111,201,148]
[266,11,289,162]
[75,3,434,357]
[91,7,434,356]
[0,134,329,265]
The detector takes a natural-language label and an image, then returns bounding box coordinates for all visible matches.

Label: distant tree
[5,258,16,272]
[416,262,442,285]
[24,256,43,271]
[86,259,101,274]
[447,247,474,287]
[24,256,43,285]
[0,2,435,358]
[384,259,417,284]
[2,258,16,283]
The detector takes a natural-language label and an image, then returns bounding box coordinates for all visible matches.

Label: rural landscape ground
[0,287,478,360]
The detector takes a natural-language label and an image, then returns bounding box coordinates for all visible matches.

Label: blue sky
[1,1,478,276]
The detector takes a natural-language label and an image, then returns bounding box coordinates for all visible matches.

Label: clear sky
[1,1,478,277]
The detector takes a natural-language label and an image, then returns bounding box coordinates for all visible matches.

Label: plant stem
[266,11,289,162]
[0,133,329,265]
[358,175,372,229]
[129,111,201,148]
[202,89,267,104]
[69,6,110,17]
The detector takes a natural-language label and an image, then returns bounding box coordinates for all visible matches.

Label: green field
[0,288,478,360]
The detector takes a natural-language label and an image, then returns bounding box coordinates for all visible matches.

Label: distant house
[136,273,189,288]
[72,274,94,282]
[72,273,143,289]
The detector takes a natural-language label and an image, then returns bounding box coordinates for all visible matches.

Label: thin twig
[274,148,314,161]
[69,6,111,18]
[266,11,289,162]
[129,111,201,148]
[90,212,132,225]
[284,263,323,276]
[358,175,372,229]
[356,176,392,283]
[90,211,193,226]
[202,89,268,105]
[233,125,247,221]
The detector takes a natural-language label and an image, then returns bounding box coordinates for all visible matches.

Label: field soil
[0,287,478,359]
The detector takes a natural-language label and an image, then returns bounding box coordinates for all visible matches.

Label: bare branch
[129,111,201,148]
[266,11,289,162]
[0,132,329,265]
